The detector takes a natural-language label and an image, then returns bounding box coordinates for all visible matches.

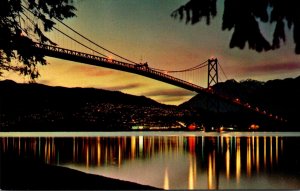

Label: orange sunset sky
[2,0,300,105]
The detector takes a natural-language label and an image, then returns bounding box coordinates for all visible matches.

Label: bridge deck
[30,43,284,122]
[32,43,208,92]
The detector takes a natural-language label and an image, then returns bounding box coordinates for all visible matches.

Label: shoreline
[0,152,161,190]
[1,131,300,138]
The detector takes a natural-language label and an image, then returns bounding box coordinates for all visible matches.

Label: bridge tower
[207,58,219,88]
[206,58,221,114]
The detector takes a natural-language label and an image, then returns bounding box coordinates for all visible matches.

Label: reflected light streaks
[256,136,260,173]
[188,153,197,189]
[207,150,216,189]
[164,167,169,190]
[236,138,241,184]
[0,135,287,189]
[247,137,251,177]
[225,137,230,180]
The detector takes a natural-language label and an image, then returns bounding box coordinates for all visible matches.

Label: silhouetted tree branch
[171,0,300,54]
[0,0,76,80]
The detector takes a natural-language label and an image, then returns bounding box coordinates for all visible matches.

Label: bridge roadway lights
[31,44,283,124]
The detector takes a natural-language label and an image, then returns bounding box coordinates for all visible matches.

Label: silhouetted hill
[1,77,299,131]
[180,76,300,130]
[0,80,192,131]
[0,79,162,112]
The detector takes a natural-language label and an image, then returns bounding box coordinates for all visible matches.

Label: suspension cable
[20,12,51,42]
[53,17,139,64]
[21,5,108,57]
[219,61,228,80]
[21,4,212,73]
[21,11,107,57]
[52,26,108,57]
[150,59,208,73]
[166,63,208,73]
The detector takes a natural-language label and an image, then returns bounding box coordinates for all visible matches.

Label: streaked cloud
[144,89,195,97]
[105,83,145,91]
[156,96,190,103]
[37,79,52,85]
[242,62,300,74]
[68,65,115,77]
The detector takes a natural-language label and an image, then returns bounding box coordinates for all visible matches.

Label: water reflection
[1,135,300,189]
[163,167,169,190]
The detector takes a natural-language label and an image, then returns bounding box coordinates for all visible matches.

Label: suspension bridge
[15,5,285,124]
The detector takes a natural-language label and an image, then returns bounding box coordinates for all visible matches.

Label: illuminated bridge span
[31,43,226,99]
[30,43,284,123]
[31,43,207,93]
[19,4,285,123]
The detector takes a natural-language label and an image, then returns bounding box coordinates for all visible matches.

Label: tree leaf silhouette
[172,0,300,54]
[0,0,76,80]
[171,0,217,25]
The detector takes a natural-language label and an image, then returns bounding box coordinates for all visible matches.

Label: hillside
[180,76,300,130]
[0,80,192,131]
[1,79,165,110]
[1,76,299,131]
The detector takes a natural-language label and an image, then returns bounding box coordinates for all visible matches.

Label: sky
[3,0,300,105]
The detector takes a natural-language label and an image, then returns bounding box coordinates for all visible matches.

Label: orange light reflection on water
[236,137,241,184]
[207,150,216,190]
[131,136,136,159]
[97,139,101,166]
[0,135,289,190]
[164,167,169,190]
[256,136,260,173]
[225,137,230,180]
[247,137,251,177]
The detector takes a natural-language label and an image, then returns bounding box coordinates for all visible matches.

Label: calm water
[1,132,300,189]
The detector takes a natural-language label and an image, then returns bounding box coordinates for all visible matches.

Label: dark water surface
[1,132,300,189]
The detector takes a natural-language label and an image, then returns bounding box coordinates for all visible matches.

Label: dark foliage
[171,0,300,54]
[0,0,76,80]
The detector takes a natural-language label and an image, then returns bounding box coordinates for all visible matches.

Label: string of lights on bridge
[18,4,287,124]
[21,4,229,87]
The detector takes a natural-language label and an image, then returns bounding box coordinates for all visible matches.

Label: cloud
[69,65,115,77]
[106,83,144,91]
[144,89,195,97]
[242,62,300,74]
[37,79,52,85]
[156,96,189,103]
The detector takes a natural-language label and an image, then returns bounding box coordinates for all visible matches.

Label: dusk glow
[2,0,299,105]
[1,1,300,190]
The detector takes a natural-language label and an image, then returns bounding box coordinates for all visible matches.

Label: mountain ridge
[1,76,299,131]
[180,75,300,130]
[0,79,191,131]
